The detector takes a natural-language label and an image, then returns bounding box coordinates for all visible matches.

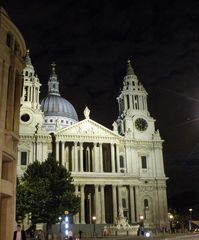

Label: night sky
[2,0,199,212]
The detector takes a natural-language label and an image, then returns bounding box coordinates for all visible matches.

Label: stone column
[93,143,98,172]
[99,143,103,172]
[100,185,106,223]
[111,143,115,173]
[71,145,75,171]
[112,185,117,222]
[80,142,83,172]
[116,144,120,172]
[124,94,127,110]
[130,185,135,223]
[87,146,90,171]
[65,145,69,170]
[74,185,80,223]
[61,141,65,166]
[118,185,122,209]
[95,185,100,223]
[74,142,78,172]
[135,185,141,222]
[56,141,59,162]
[80,184,85,224]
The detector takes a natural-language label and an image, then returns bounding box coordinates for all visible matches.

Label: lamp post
[139,215,144,236]
[92,216,96,237]
[58,216,62,234]
[189,208,193,231]
[169,214,174,233]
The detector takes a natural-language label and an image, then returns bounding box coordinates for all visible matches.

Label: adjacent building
[18,54,168,230]
[0,7,26,240]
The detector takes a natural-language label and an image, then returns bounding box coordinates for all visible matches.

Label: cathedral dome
[40,63,78,124]
[41,95,78,120]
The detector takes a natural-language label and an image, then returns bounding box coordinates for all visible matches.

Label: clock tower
[116,60,156,140]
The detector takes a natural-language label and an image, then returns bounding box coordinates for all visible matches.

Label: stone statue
[84,106,90,119]
[118,206,124,218]
[56,119,60,130]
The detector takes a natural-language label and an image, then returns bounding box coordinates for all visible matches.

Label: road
[150,233,199,240]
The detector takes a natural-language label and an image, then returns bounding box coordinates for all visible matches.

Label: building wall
[0,7,26,240]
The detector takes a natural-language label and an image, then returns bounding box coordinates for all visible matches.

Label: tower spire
[24,49,32,66]
[48,62,60,96]
[126,59,135,75]
[51,62,56,74]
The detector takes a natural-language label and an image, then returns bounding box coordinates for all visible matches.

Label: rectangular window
[141,156,147,169]
[120,156,124,168]
[21,152,27,165]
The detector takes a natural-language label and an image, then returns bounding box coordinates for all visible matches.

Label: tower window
[141,156,147,169]
[127,95,130,109]
[21,152,27,165]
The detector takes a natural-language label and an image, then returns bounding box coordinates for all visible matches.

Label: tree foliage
[16,157,80,227]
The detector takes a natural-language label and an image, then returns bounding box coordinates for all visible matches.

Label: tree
[17,157,80,238]
[16,178,28,222]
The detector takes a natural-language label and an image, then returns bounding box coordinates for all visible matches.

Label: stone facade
[18,56,168,230]
[0,7,26,240]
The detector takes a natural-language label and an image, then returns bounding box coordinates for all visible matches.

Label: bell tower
[20,50,44,128]
[116,60,156,140]
[21,50,41,110]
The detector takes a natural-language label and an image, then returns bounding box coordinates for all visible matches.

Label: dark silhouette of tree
[17,157,80,239]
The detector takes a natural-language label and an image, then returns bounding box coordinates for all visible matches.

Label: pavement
[79,232,199,240]
[27,232,199,240]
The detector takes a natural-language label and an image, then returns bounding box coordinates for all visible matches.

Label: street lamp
[92,216,96,237]
[189,208,193,231]
[58,216,62,234]
[169,214,174,233]
[139,215,144,236]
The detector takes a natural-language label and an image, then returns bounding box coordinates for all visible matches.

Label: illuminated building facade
[0,7,26,240]
[18,54,168,230]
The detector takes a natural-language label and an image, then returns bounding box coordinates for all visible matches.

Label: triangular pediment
[56,118,122,139]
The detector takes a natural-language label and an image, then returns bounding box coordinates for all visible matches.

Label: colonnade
[55,141,123,173]
[72,184,137,224]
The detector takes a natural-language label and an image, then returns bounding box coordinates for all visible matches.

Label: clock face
[135,118,148,131]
